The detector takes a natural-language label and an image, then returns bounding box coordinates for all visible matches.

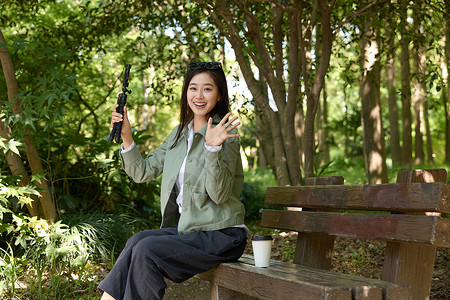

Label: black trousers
[98,226,247,300]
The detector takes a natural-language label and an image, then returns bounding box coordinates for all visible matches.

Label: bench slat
[261,210,450,247]
[199,262,352,299]
[198,254,411,300]
[265,183,450,212]
[237,255,411,299]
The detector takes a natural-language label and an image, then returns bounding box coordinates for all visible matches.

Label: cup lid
[251,234,273,241]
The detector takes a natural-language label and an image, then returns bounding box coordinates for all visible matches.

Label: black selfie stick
[109,64,132,143]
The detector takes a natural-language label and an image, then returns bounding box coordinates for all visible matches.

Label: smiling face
[187,72,220,127]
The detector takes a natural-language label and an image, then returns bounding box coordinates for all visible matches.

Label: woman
[98,62,247,300]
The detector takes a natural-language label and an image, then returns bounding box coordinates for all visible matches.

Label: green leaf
[7,225,15,235]
[96,157,114,169]
[18,195,34,208]
[107,169,122,183]
[15,235,27,249]
[31,173,46,184]
[5,139,22,156]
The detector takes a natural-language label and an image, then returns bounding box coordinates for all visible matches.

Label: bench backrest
[260,168,449,300]
[261,170,449,247]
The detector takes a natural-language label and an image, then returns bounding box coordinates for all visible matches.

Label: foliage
[0,208,146,298]
[1,0,450,215]
[0,0,227,221]
[240,168,278,223]
[0,214,93,298]
[0,131,151,298]
[42,127,161,222]
[61,211,152,261]
[0,175,40,217]
[280,238,296,262]
[0,243,25,296]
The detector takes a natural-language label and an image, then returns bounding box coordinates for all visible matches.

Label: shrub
[62,211,153,261]
[0,209,151,298]
[240,168,278,223]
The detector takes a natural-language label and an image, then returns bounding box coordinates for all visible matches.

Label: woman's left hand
[205,113,241,147]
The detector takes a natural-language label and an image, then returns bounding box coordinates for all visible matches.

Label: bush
[240,168,278,223]
[0,209,152,299]
[0,214,92,298]
[62,211,153,261]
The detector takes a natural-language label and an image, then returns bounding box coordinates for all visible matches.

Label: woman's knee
[132,236,173,263]
[124,231,150,249]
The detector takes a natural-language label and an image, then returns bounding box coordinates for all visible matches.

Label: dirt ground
[164,231,450,299]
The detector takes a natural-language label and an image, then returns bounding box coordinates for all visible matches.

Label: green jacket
[120,116,245,235]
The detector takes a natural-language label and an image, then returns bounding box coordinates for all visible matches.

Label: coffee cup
[251,235,273,268]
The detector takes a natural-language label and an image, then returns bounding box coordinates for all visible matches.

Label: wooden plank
[261,210,450,247]
[198,261,353,300]
[294,232,335,270]
[237,255,412,300]
[199,255,411,300]
[210,284,258,300]
[382,243,436,300]
[265,182,450,212]
[382,168,446,300]
[294,176,341,270]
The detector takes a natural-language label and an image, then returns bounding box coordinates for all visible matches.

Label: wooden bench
[198,169,450,299]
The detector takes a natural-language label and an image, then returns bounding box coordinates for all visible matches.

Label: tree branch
[333,0,389,35]
[272,3,284,81]
[203,3,273,116]
[231,0,275,82]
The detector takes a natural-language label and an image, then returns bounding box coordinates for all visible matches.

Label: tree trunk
[295,107,305,169]
[423,93,433,164]
[399,0,413,167]
[315,96,323,166]
[360,15,388,184]
[303,0,334,178]
[254,112,275,172]
[0,27,56,221]
[444,1,450,164]
[412,59,425,165]
[0,120,41,216]
[319,83,330,165]
[386,10,402,165]
[412,2,425,165]
[315,87,330,168]
[314,29,329,168]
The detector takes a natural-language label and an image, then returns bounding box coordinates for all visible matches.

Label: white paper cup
[251,235,273,268]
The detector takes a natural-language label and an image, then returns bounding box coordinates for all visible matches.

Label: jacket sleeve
[204,134,243,205]
[120,135,171,183]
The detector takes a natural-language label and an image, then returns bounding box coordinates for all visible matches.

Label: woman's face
[187,72,220,121]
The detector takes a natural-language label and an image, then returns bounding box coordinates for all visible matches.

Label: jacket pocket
[191,191,230,225]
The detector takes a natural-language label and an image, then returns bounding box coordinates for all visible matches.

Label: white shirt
[175,122,194,213]
[175,121,222,213]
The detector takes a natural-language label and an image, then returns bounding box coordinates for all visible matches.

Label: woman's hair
[170,62,230,149]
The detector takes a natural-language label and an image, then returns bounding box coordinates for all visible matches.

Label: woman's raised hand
[205,112,241,147]
[111,105,133,149]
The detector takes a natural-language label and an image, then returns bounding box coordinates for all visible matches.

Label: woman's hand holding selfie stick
[109,64,132,143]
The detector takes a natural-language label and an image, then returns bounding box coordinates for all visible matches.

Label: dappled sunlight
[362,37,379,73]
